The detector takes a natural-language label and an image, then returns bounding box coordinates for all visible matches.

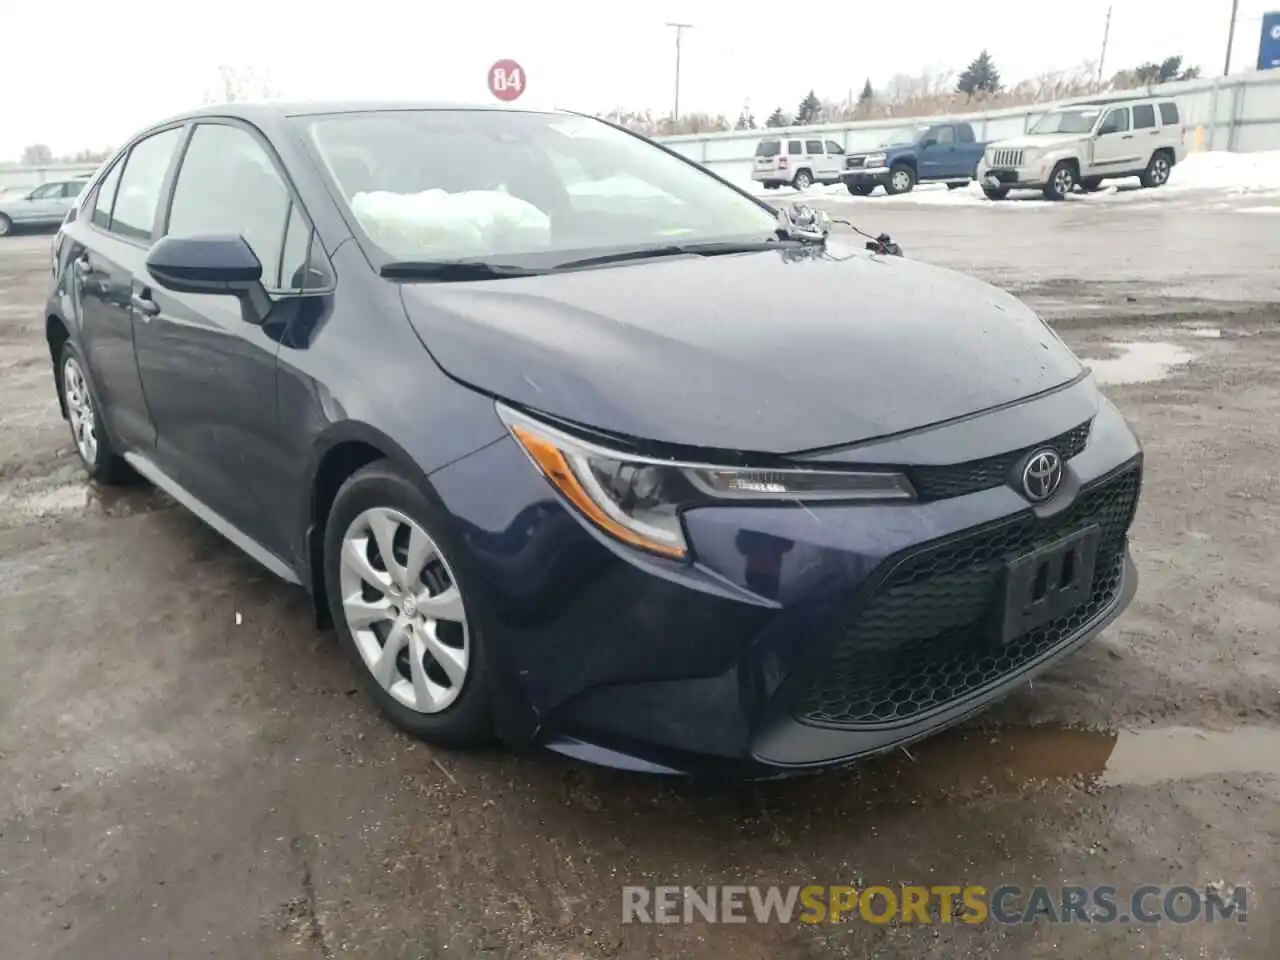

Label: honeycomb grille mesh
[796,464,1140,728]
[907,420,1092,501]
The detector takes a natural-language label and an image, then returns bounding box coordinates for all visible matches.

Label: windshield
[1028,109,1101,134]
[882,126,927,146]
[301,110,779,264]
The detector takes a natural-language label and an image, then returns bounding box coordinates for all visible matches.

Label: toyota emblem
[1021,449,1063,502]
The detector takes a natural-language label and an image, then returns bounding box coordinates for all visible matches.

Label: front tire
[982,186,1009,200]
[845,181,874,196]
[885,164,916,195]
[1140,151,1172,188]
[1043,161,1077,201]
[324,461,494,748]
[0,214,12,237]
[59,341,132,484]
[946,181,967,190]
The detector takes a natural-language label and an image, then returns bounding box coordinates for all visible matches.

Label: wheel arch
[46,313,72,419]
[303,421,438,628]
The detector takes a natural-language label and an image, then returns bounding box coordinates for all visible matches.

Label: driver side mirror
[921,137,938,148]
[146,234,271,325]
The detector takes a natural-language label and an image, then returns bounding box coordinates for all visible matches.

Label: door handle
[1121,134,1134,140]
[130,293,160,318]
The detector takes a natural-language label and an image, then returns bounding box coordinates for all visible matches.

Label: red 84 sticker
[488,60,525,101]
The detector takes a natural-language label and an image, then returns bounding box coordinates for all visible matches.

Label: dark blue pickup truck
[841,121,987,195]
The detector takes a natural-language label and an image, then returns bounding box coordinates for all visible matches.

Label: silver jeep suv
[976,97,1188,201]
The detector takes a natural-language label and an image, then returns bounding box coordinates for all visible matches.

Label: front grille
[846,156,866,169]
[989,147,1025,168]
[795,464,1140,728]
[908,420,1092,501]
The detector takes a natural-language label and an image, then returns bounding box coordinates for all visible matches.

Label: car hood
[988,134,1086,151]
[398,245,1083,453]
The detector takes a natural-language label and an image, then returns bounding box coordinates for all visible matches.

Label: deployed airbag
[351,189,552,259]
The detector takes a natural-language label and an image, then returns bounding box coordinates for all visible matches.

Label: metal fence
[655,71,1280,183]
[0,161,100,192]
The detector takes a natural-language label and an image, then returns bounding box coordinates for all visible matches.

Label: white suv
[976,97,1188,201]
[752,136,847,190]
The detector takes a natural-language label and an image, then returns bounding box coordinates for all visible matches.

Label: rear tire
[792,169,813,190]
[946,181,967,190]
[324,461,494,748]
[885,163,916,195]
[1140,151,1172,188]
[1079,177,1103,193]
[1043,161,1077,201]
[59,341,133,485]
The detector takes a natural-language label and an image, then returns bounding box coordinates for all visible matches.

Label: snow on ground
[739,150,1280,210]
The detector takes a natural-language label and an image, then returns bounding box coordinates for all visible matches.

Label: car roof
[149,100,569,128]
[1068,96,1175,107]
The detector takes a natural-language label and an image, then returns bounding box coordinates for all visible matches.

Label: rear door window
[109,127,184,242]
[1133,104,1156,129]
[804,139,823,155]
[787,140,802,155]
[1159,102,1180,125]
[89,159,124,230]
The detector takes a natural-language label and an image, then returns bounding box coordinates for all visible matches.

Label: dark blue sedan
[45,102,1141,776]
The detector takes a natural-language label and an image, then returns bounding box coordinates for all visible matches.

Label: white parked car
[751,136,847,190]
[976,97,1188,201]
[0,180,86,235]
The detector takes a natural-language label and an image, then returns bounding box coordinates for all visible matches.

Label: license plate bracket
[1000,525,1102,645]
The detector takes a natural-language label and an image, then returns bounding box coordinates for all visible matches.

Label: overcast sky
[0,0,1271,160]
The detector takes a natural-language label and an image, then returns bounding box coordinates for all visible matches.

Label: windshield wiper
[379,260,545,281]
[554,239,791,271]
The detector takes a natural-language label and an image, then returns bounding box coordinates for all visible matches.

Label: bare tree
[204,65,277,105]
[20,143,54,165]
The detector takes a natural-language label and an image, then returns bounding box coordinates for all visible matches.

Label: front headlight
[499,405,915,561]
[864,152,887,166]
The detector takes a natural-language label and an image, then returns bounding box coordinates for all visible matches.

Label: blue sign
[1260,12,1280,70]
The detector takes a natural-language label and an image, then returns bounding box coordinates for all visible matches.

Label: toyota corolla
[45,102,1141,776]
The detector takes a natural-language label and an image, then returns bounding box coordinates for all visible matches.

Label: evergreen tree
[765,107,790,128]
[734,109,757,130]
[858,78,874,105]
[957,50,1001,96]
[795,89,822,125]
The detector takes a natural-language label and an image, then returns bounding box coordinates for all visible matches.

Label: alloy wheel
[63,356,99,466]
[1151,156,1170,185]
[339,507,470,714]
[1053,166,1074,197]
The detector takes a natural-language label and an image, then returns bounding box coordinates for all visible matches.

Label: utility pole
[666,22,692,121]
[1096,5,1112,91]
[1224,0,1240,75]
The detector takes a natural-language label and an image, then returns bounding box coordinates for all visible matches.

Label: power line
[666,22,693,121]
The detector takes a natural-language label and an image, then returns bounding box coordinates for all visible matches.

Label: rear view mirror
[146,234,271,324]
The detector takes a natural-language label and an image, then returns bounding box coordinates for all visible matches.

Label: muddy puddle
[849,724,1280,800]
[0,481,168,522]
[1081,341,1196,385]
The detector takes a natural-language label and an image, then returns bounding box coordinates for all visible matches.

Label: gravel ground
[1,194,1278,960]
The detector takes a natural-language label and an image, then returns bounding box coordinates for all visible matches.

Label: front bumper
[976,157,1057,190]
[429,386,1142,777]
[842,166,891,183]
